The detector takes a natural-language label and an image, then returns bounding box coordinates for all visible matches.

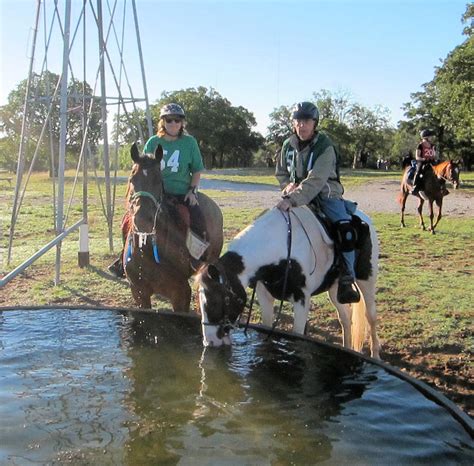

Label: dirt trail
[202,178,472,216]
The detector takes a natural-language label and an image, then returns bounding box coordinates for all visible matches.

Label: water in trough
[0,308,472,464]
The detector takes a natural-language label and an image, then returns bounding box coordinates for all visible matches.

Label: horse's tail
[351,291,367,353]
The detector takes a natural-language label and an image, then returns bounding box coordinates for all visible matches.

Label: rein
[268,210,293,336]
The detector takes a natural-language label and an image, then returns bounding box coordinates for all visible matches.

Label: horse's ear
[207,264,221,282]
[154,144,163,164]
[131,142,141,164]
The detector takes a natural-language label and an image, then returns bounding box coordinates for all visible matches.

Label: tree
[348,104,391,168]
[266,105,293,148]
[313,88,353,124]
[147,87,264,168]
[401,4,473,168]
[0,71,102,171]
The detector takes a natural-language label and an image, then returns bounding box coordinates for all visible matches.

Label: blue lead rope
[126,237,133,263]
[152,237,160,263]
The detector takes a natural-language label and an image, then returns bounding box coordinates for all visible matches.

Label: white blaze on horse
[196,206,381,359]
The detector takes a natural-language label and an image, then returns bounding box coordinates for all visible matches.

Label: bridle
[435,162,459,186]
[201,265,247,339]
[127,190,162,262]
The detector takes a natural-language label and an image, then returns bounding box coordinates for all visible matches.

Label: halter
[127,190,162,262]
[201,264,246,339]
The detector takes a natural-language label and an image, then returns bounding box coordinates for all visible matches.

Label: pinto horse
[196,206,381,359]
[123,142,223,311]
[399,160,460,234]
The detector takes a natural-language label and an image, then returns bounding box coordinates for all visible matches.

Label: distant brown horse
[123,142,223,310]
[432,160,461,190]
[398,160,460,234]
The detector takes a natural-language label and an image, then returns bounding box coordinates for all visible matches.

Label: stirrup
[186,230,209,260]
[337,277,361,304]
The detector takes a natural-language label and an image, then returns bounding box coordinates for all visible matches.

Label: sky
[0,0,468,136]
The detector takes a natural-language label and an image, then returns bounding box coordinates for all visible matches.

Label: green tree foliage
[266,90,393,168]
[267,105,293,147]
[150,87,264,168]
[402,3,473,169]
[0,71,102,171]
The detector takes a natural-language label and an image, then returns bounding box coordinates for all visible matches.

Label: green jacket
[275,131,344,206]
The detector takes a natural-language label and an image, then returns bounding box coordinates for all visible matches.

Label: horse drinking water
[123,143,223,311]
[196,206,381,358]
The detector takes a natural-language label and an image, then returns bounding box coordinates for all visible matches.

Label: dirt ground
[202,177,473,216]
[1,179,472,418]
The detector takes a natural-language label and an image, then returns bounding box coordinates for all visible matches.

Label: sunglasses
[164,117,183,124]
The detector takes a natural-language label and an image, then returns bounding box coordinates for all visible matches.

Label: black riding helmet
[292,102,320,121]
[420,129,435,138]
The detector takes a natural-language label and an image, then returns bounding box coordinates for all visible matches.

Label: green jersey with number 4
[143,134,205,195]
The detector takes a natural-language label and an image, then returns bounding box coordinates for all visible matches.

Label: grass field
[0,167,473,416]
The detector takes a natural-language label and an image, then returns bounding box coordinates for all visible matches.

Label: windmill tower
[2,0,153,286]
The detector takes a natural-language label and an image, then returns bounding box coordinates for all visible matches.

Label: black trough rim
[1,304,472,438]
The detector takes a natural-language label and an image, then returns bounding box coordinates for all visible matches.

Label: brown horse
[398,160,459,234]
[123,142,223,311]
[432,160,461,190]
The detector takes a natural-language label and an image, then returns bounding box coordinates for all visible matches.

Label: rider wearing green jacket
[275,101,360,304]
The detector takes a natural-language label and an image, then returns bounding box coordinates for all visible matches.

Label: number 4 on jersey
[161,150,180,172]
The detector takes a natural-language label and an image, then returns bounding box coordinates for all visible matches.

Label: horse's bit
[202,265,246,338]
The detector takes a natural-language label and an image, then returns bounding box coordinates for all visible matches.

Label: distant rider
[412,129,437,195]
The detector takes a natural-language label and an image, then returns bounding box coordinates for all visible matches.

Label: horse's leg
[131,286,152,309]
[417,198,426,230]
[256,281,275,327]
[168,279,192,312]
[431,198,443,232]
[427,200,436,234]
[400,190,408,228]
[355,278,381,360]
[328,285,352,349]
[292,295,311,335]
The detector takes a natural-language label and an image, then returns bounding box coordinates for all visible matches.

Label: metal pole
[0,219,84,288]
[7,0,42,264]
[79,0,90,268]
[132,0,153,139]
[97,0,114,252]
[55,0,72,285]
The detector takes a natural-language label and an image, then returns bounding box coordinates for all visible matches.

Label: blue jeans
[319,197,355,277]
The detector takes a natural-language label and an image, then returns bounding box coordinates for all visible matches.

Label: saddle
[163,195,190,232]
[306,202,373,294]
[307,201,370,251]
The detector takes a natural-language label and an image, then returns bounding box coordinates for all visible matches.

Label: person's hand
[282,182,297,195]
[276,198,292,211]
[184,188,199,206]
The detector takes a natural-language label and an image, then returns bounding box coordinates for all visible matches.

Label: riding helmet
[420,129,435,138]
[160,103,185,119]
[292,102,319,121]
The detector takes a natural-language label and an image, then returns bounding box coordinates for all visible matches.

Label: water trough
[0,306,472,465]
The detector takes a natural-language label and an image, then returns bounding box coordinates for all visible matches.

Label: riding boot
[412,174,420,195]
[337,271,361,304]
[108,254,125,278]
